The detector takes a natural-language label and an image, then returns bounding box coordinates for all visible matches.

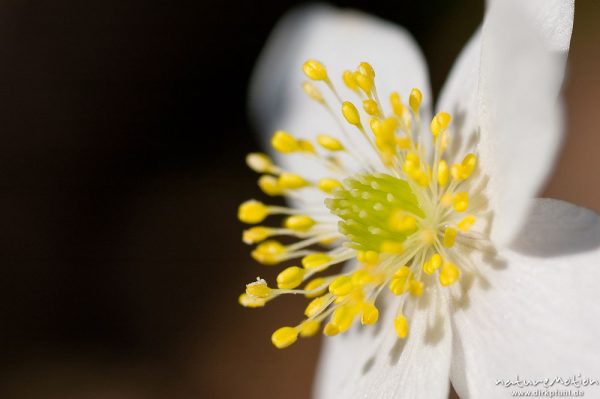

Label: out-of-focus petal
[450,198,600,398]
[248,4,431,184]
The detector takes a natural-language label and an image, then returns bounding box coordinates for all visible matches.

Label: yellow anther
[357,250,379,265]
[437,112,451,129]
[461,153,477,178]
[242,226,271,244]
[342,70,358,91]
[389,279,406,295]
[451,164,465,180]
[342,101,361,127]
[362,99,380,116]
[451,154,477,181]
[389,267,411,295]
[246,279,271,298]
[431,112,452,137]
[406,152,420,167]
[319,236,338,245]
[251,240,285,265]
[443,227,457,248]
[331,305,355,332]
[394,265,411,278]
[323,323,339,336]
[439,262,460,286]
[304,278,327,298]
[302,59,328,81]
[457,215,476,232]
[358,62,375,80]
[305,295,329,317]
[361,302,379,325]
[397,135,411,149]
[378,118,398,138]
[278,172,308,189]
[408,280,424,297]
[284,215,315,232]
[453,192,469,212]
[441,192,454,207]
[329,275,353,297]
[394,314,409,339]
[246,152,273,173]
[409,88,422,113]
[302,81,324,103]
[258,175,283,196]
[431,253,442,268]
[389,211,418,233]
[380,240,404,254]
[316,134,344,151]
[354,72,373,94]
[438,160,449,187]
[430,116,442,137]
[299,320,321,338]
[277,266,305,289]
[411,169,430,187]
[297,139,316,154]
[271,326,298,349]
[238,200,268,224]
[351,270,371,286]
[317,178,342,194]
[238,293,266,308]
[423,253,443,275]
[390,92,406,117]
[271,130,299,153]
[302,253,332,269]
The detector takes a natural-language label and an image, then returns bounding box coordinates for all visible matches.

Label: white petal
[435,28,481,163]
[248,4,431,183]
[437,0,574,246]
[479,0,573,245]
[314,287,452,399]
[450,198,600,398]
[487,0,574,52]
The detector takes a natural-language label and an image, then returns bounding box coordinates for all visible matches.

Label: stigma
[238,59,489,348]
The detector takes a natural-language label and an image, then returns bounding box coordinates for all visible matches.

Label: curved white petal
[314,287,452,399]
[437,0,574,246]
[248,4,431,185]
[450,198,600,398]
[435,28,481,163]
[487,0,574,52]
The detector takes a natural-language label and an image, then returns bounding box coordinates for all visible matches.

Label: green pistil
[325,173,424,251]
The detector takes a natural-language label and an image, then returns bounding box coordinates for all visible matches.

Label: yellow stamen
[443,227,457,248]
[409,88,422,113]
[302,59,328,81]
[439,262,460,286]
[394,314,409,339]
[342,101,361,127]
[271,130,299,153]
[277,266,306,289]
[271,326,298,349]
[246,153,273,173]
[302,253,332,269]
[238,200,268,224]
[316,134,344,151]
[329,275,353,297]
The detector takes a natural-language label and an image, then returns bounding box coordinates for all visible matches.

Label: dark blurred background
[0,1,597,398]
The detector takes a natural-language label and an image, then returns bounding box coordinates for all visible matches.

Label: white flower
[240,0,600,398]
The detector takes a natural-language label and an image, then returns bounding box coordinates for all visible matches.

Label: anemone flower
[238,0,600,397]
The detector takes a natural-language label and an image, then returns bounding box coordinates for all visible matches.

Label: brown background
[0,1,597,398]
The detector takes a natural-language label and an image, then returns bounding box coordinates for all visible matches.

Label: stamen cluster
[238,59,486,349]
